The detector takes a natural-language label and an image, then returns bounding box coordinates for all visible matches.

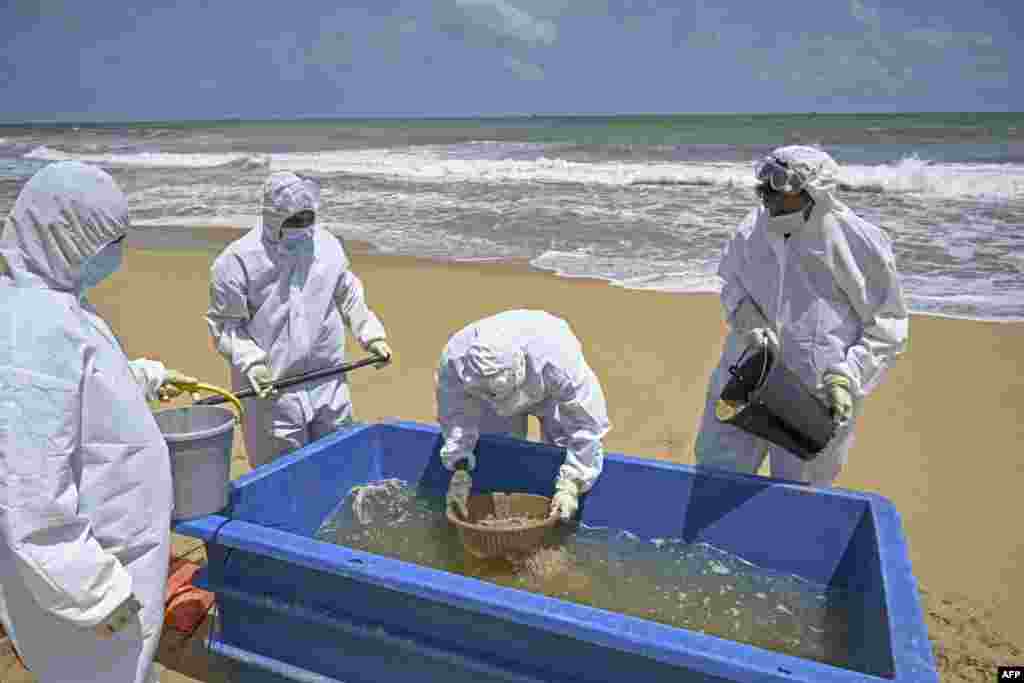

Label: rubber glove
[550,478,580,522]
[368,340,392,367]
[94,594,143,640]
[823,373,854,426]
[446,464,472,519]
[441,448,477,473]
[744,327,779,353]
[246,363,275,399]
[156,369,199,402]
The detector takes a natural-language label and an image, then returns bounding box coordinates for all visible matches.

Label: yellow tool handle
[170,381,244,422]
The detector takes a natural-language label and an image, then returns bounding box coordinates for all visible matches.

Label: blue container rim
[174,420,937,683]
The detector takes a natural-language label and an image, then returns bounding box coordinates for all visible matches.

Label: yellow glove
[368,340,392,367]
[94,594,143,639]
[823,374,854,426]
[157,369,199,402]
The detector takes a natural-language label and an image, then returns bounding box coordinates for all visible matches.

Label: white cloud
[454,0,558,46]
[729,1,1010,99]
[504,55,544,80]
[904,29,956,49]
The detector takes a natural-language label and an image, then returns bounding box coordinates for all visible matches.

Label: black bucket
[715,340,836,461]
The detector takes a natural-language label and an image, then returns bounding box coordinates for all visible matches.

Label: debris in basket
[478,514,536,528]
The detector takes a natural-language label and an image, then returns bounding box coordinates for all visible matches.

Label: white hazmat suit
[0,161,174,682]
[695,146,909,486]
[207,172,388,468]
[436,310,611,516]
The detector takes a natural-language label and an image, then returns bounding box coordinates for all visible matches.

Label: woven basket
[447,492,557,559]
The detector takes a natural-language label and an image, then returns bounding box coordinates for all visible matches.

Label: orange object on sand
[164,558,216,636]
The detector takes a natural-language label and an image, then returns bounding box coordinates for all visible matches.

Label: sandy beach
[3,226,1021,682]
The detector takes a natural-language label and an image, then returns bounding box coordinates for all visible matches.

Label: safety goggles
[754,157,805,193]
[282,210,316,229]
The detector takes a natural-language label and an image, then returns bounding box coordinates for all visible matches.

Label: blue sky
[0,0,1019,122]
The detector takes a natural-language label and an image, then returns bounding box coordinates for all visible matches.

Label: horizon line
[1,110,1020,127]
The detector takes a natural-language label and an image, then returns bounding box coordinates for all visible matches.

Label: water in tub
[314,479,856,671]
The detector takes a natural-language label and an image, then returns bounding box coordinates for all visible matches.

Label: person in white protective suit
[694,146,909,486]
[437,310,611,522]
[207,171,392,469]
[0,161,198,683]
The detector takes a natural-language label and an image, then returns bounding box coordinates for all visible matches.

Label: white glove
[550,478,580,522]
[156,369,199,402]
[441,447,477,473]
[446,469,472,519]
[246,364,275,399]
[367,340,392,367]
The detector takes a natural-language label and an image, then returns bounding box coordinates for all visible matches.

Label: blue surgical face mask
[279,210,316,246]
[79,239,124,291]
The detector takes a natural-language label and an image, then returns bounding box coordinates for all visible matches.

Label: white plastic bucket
[154,405,236,521]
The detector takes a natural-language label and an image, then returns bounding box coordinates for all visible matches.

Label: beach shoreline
[129,220,1024,326]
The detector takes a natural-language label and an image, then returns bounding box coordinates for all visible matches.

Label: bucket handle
[727,336,772,399]
[171,381,244,423]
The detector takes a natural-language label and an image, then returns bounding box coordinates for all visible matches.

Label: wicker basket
[447,492,558,559]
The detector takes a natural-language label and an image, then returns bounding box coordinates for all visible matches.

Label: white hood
[0,161,128,292]
[459,322,526,384]
[769,145,842,209]
[259,171,321,242]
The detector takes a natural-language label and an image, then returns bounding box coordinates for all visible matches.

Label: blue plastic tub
[174,420,938,683]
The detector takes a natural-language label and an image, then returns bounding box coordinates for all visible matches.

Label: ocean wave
[131,215,255,229]
[627,177,721,188]
[841,157,1024,200]
[22,146,270,170]
[529,250,722,289]
[19,145,1024,199]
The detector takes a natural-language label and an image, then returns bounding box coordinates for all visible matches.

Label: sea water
[3,112,1023,322]
[314,480,858,671]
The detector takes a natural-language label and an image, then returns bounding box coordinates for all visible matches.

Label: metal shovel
[194,354,391,406]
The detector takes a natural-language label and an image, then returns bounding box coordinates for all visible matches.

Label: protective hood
[460,324,524,382]
[768,145,842,209]
[259,171,321,242]
[0,161,129,292]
